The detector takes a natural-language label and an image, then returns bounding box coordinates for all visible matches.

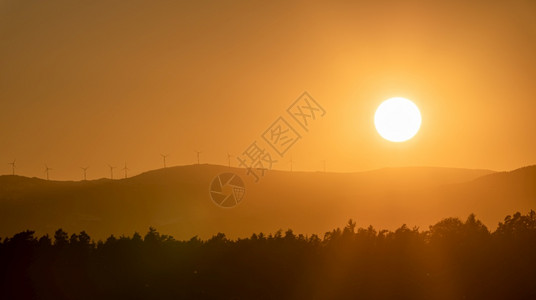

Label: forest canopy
[1,211,535,300]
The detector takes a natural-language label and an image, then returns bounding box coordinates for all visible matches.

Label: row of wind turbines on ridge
[6,151,207,181]
[6,152,325,180]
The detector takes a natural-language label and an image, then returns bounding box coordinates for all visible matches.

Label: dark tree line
[1,211,535,300]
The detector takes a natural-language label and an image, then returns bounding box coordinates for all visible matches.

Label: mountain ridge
[0,164,533,240]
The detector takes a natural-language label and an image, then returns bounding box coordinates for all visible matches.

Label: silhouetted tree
[1,211,535,300]
[54,228,69,247]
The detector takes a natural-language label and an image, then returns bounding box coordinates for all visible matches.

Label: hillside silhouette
[1,164,534,240]
[0,211,535,300]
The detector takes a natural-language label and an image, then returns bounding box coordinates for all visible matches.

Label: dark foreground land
[1,211,535,300]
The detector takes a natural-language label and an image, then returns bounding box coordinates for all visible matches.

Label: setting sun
[374,97,422,142]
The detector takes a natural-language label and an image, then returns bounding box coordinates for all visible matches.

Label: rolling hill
[0,164,533,240]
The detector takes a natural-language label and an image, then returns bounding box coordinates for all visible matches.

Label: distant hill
[0,164,533,240]
[434,165,536,225]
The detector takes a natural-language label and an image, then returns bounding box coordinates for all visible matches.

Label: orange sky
[1,0,535,180]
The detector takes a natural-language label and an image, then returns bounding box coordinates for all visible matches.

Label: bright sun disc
[374,97,421,142]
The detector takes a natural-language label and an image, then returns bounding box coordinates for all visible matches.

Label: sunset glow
[1,1,535,298]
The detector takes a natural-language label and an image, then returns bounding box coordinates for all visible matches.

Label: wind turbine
[195,150,202,165]
[80,166,89,181]
[8,159,15,175]
[160,154,169,168]
[289,156,293,172]
[122,162,129,179]
[44,165,52,180]
[108,164,116,180]
[227,153,232,168]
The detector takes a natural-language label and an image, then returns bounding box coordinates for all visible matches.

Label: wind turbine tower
[44,165,52,180]
[161,154,169,168]
[81,167,89,181]
[195,151,202,165]
[8,160,15,175]
[122,162,129,179]
[289,156,293,172]
[108,164,116,180]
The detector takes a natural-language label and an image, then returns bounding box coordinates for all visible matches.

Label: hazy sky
[1,0,535,180]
